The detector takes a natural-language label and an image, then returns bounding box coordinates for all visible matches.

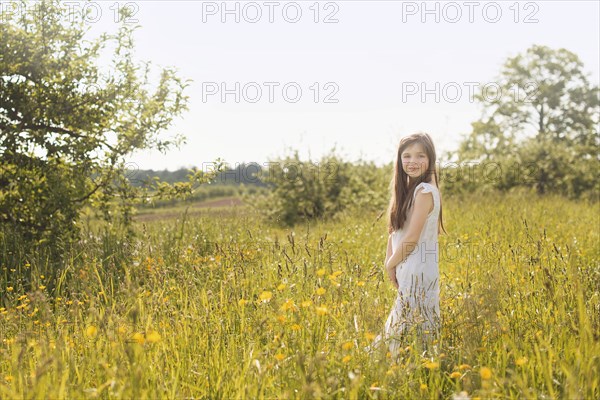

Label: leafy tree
[0,0,223,256]
[456,45,599,198]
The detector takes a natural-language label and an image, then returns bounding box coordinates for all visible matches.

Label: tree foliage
[453,45,599,199]
[0,0,223,255]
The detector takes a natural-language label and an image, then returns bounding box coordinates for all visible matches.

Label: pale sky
[77,0,600,171]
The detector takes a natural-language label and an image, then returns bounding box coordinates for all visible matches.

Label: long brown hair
[387,132,447,235]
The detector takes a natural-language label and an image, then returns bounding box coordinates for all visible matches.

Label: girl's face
[401,142,430,179]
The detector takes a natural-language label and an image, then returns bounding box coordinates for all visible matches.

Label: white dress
[367,181,441,357]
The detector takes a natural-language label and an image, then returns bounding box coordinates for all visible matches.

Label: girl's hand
[386,267,399,289]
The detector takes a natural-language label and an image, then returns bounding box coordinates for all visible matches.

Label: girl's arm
[385,234,399,288]
[385,189,433,272]
[384,234,393,266]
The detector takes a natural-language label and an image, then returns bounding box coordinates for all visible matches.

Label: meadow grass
[0,192,598,399]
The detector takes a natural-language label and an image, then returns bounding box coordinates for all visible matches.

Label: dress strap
[413,182,436,198]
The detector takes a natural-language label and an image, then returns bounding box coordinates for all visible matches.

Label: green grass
[1,191,598,399]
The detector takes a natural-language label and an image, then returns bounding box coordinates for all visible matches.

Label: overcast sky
[76,0,600,171]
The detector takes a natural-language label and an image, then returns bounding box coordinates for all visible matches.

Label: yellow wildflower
[315,306,328,315]
[259,291,273,303]
[146,331,161,343]
[424,361,439,370]
[132,332,145,344]
[280,299,298,312]
[316,287,326,296]
[515,357,528,366]
[301,300,313,308]
[480,366,492,380]
[85,325,98,338]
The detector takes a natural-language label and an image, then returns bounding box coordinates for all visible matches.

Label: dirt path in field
[190,197,245,209]
[133,196,247,222]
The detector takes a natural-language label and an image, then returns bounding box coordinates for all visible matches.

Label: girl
[367,132,446,358]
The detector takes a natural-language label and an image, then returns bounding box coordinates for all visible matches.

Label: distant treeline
[128,162,269,188]
[129,163,270,209]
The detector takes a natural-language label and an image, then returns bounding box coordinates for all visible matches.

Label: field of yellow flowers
[1,191,598,399]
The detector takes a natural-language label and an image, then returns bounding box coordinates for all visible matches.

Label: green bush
[246,148,391,227]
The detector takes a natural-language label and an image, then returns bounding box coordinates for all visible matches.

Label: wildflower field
[1,192,598,399]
